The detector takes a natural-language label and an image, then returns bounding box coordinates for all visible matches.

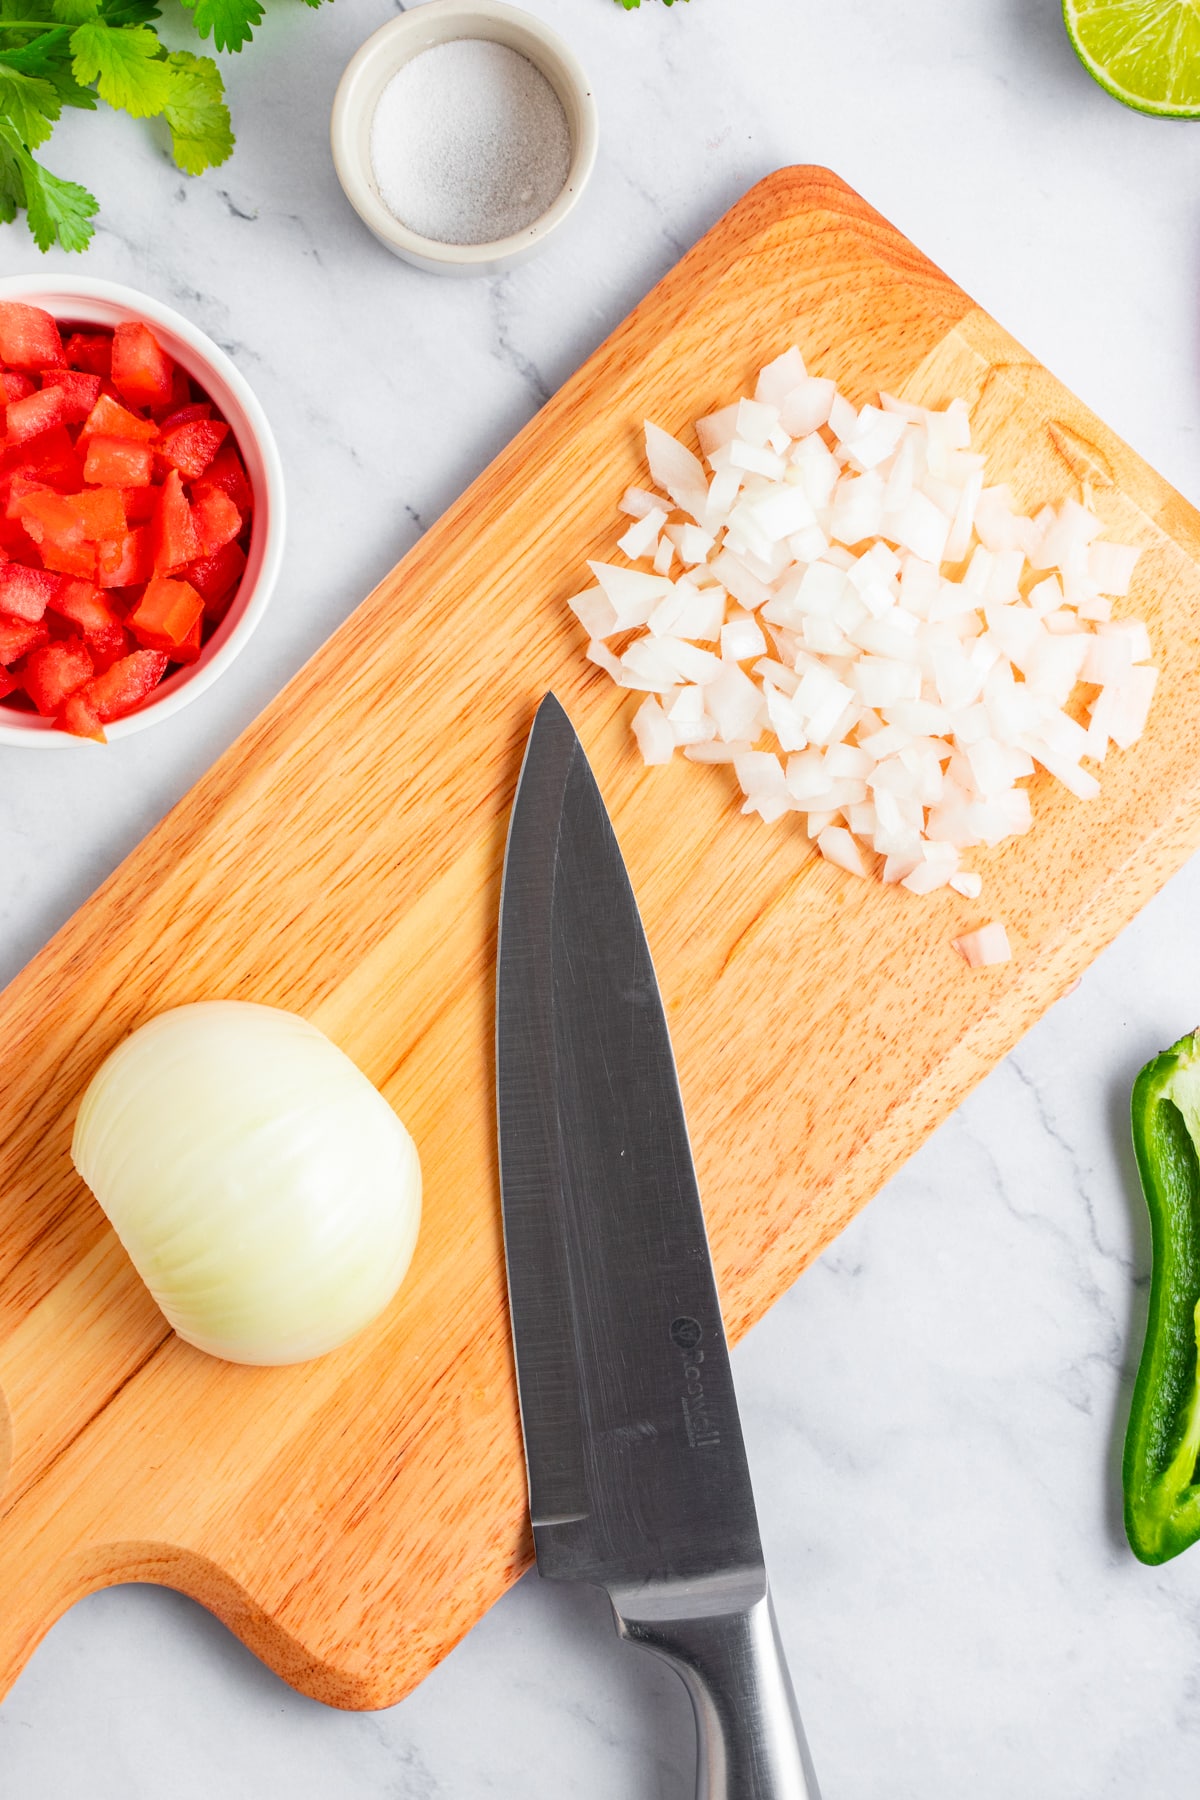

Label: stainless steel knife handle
[611,1584,821,1800]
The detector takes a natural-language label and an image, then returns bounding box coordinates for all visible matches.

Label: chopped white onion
[587,639,623,681]
[588,562,672,632]
[618,507,668,561]
[755,345,807,405]
[567,585,616,641]
[632,695,675,764]
[619,485,667,520]
[721,616,768,662]
[568,347,1156,927]
[817,825,867,877]
[653,535,676,576]
[954,923,1013,968]
[644,421,709,522]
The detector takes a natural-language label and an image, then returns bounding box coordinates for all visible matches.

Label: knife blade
[496,694,821,1800]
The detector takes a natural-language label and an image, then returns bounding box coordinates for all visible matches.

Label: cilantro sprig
[0,0,323,252]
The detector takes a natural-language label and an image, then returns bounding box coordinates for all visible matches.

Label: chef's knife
[496,694,821,1800]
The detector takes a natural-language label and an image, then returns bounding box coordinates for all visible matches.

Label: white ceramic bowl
[330,0,599,276]
[0,275,285,748]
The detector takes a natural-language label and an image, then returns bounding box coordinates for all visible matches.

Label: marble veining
[3,0,1200,1791]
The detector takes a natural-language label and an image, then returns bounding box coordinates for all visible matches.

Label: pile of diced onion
[568,347,1156,909]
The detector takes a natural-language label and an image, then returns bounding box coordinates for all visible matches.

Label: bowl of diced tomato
[0,276,284,745]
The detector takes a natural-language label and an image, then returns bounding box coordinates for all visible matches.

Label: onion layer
[72,1001,422,1366]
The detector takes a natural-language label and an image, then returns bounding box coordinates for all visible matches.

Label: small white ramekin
[331,0,599,277]
[0,275,285,749]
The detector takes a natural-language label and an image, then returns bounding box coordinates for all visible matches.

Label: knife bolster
[608,1580,821,1800]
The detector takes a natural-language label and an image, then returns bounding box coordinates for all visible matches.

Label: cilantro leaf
[0,0,56,23]
[22,147,95,245]
[0,28,97,107]
[97,0,162,26]
[70,19,171,115]
[163,50,230,175]
[0,0,330,252]
[0,23,71,68]
[0,129,25,223]
[177,0,262,55]
[0,116,96,248]
[22,151,95,246]
[0,64,61,143]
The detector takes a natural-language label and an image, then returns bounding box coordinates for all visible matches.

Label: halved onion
[72,1001,422,1366]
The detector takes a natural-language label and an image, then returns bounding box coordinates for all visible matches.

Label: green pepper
[1124,1031,1200,1563]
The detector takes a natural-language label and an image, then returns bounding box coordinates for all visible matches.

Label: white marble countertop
[2,0,1200,1792]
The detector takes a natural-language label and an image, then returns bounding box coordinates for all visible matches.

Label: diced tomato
[39,369,103,421]
[22,637,93,716]
[64,332,112,376]
[158,402,213,432]
[4,473,47,520]
[0,302,65,370]
[80,392,158,442]
[97,527,151,590]
[39,440,87,492]
[190,440,252,517]
[0,371,35,403]
[35,538,95,580]
[76,489,128,541]
[63,640,172,738]
[7,379,100,447]
[10,493,96,579]
[0,615,50,662]
[129,575,203,650]
[111,322,174,410]
[5,386,72,447]
[0,562,62,622]
[0,511,39,558]
[191,487,241,556]
[49,578,120,635]
[158,418,227,481]
[78,646,169,721]
[5,470,52,516]
[0,425,83,496]
[122,484,158,524]
[103,586,143,618]
[186,540,246,620]
[21,482,123,543]
[84,435,154,488]
[58,692,106,741]
[47,544,96,580]
[156,363,192,419]
[86,623,134,674]
[150,468,200,574]
[170,610,204,664]
[16,486,125,545]
[0,316,241,737]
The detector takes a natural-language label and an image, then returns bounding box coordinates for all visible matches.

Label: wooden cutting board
[1,166,1198,1710]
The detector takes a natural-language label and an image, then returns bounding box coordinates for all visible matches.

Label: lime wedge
[1063,0,1200,117]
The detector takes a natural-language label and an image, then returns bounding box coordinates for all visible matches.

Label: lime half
[1063,0,1200,117]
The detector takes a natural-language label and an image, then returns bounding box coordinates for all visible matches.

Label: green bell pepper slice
[1124,1030,1200,1563]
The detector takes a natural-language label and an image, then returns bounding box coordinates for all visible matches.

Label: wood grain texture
[1,166,1199,1709]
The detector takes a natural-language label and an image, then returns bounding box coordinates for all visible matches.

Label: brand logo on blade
[670,1316,720,1449]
